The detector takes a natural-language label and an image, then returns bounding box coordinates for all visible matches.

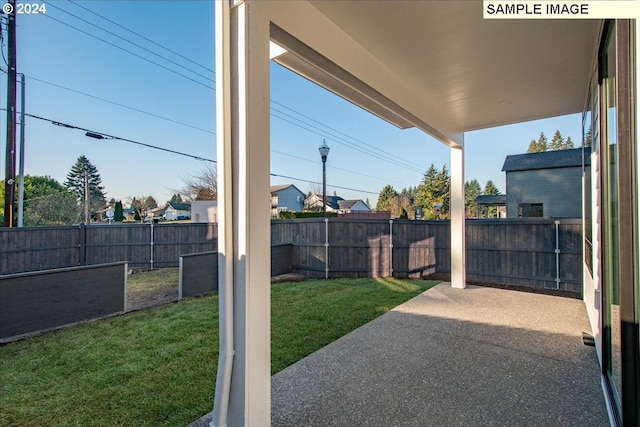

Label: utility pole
[4,0,17,227]
[84,168,89,224]
[17,74,25,227]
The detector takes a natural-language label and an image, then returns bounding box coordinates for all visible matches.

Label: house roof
[475,195,506,206]
[270,184,304,195]
[167,202,191,211]
[325,196,344,210]
[338,199,369,210]
[501,147,591,173]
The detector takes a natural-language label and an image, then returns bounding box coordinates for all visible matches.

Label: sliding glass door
[601,22,622,421]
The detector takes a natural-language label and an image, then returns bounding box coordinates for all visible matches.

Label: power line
[26,74,215,135]
[48,6,423,174]
[269,173,378,195]
[2,69,408,191]
[272,111,424,173]
[13,110,380,196]
[25,69,419,180]
[271,99,426,170]
[22,111,216,163]
[41,8,424,176]
[271,149,413,188]
[67,0,214,74]
[47,2,214,83]
[41,14,215,91]
[31,6,423,186]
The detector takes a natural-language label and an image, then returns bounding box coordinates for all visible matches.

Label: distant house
[270,184,305,217]
[122,208,135,221]
[502,147,590,218]
[304,194,371,215]
[191,200,217,223]
[144,206,166,221]
[337,199,371,214]
[164,202,191,220]
[305,194,344,212]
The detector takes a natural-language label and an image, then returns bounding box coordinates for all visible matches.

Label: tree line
[376,164,501,220]
[526,130,574,153]
[0,155,218,227]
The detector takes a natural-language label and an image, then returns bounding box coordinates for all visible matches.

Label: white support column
[450,143,466,289]
[214,1,271,426]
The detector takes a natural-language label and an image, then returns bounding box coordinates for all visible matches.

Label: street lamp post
[318,140,330,217]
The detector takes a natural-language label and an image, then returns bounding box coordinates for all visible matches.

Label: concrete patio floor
[191,283,608,427]
[270,283,608,426]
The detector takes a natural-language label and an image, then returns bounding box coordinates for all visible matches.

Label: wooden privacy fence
[272,218,583,294]
[1,219,582,294]
[0,223,217,275]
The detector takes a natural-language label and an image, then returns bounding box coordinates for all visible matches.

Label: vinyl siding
[506,166,585,218]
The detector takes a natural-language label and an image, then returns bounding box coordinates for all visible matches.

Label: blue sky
[1,1,582,207]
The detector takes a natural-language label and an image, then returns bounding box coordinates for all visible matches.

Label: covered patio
[269,284,606,426]
[211,1,605,425]
[193,283,606,426]
[271,284,606,426]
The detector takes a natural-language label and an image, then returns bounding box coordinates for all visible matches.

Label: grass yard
[126,268,179,311]
[0,277,437,427]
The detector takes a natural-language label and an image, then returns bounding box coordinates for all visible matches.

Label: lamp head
[318,140,330,161]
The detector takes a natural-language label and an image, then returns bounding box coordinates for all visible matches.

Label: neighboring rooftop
[325,196,345,210]
[271,184,303,194]
[338,200,368,210]
[502,147,591,172]
[475,194,506,205]
[167,202,191,211]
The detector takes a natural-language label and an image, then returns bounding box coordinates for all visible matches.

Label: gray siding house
[502,147,590,219]
[337,199,371,213]
[270,184,305,217]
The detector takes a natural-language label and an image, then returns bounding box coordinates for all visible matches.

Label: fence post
[150,222,154,270]
[79,223,86,266]
[389,219,394,277]
[324,218,329,279]
[554,220,560,289]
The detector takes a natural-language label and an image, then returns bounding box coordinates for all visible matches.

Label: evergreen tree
[464,179,482,217]
[484,180,501,195]
[400,186,417,205]
[537,132,548,152]
[114,200,124,222]
[169,193,183,204]
[584,126,592,147]
[415,164,450,219]
[526,132,548,153]
[64,155,106,223]
[483,180,501,218]
[376,185,398,211]
[548,130,565,151]
[131,198,142,222]
[564,136,575,149]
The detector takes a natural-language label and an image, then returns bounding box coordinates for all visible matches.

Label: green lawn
[0,278,437,427]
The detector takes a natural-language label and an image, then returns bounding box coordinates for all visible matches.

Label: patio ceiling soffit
[269,24,462,148]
